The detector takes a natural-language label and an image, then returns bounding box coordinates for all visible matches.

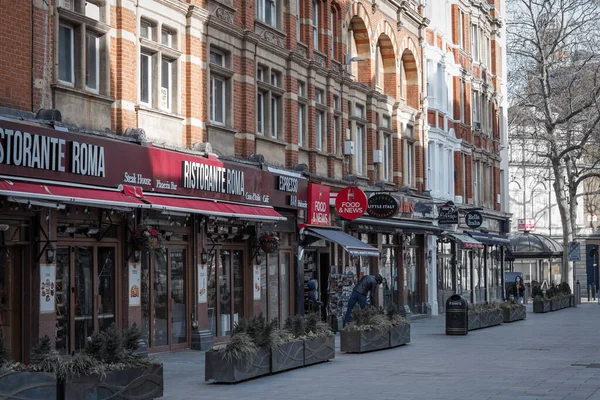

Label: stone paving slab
[153,304,600,400]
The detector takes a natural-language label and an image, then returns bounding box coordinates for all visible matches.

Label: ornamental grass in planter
[468,303,503,331]
[283,313,335,367]
[59,323,163,400]
[532,282,572,313]
[0,334,59,400]
[341,304,410,353]
[206,315,276,383]
[502,301,527,323]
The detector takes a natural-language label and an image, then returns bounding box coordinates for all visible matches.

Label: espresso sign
[366,193,398,219]
[438,202,458,225]
[465,211,483,229]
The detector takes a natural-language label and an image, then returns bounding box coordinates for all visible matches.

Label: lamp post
[339,55,364,175]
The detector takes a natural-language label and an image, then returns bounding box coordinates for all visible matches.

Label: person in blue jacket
[344,274,383,326]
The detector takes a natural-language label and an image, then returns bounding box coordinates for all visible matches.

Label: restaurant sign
[366,193,398,219]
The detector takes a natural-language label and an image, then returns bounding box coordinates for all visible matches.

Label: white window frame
[257,0,276,26]
[296,0,301,41]
[298,103,305,146]
[333,115,339,155]
[474,161,479,205]
[356,124,364,175]
[312,0,319,50]
[141,20,152,40]
[383,134,391,181]
[210,75,227,125]
[160,58,173,112]
[210,49,225,67]
[140,52,152,106]
[316,110,323,151]
[161,28,173,47]
[407,143,413,187]
[85,33,100,93]
[257,91,265,134]
[427,141,434,191]
[271,95,279,139]
[58,24,75,86]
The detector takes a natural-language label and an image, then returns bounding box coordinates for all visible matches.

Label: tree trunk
[552,161,574,288]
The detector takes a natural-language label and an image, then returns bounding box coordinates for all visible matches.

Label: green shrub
[122,323,142,352]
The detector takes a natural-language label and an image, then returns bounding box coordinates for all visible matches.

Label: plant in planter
[386,304,411,348]
[468,303,503,330]
[133,226,166,255]
[341,306,407,353]
[206,314,275,383]
[59,323,163,400]
[258,231,280,254]
[502,299,527,323]
[284,313,335,367]
[0,334,61,400]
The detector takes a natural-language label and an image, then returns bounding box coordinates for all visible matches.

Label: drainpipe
[31,0,35,112]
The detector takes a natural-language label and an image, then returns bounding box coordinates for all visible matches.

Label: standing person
[515,275,525,304]
[343,274,383,326]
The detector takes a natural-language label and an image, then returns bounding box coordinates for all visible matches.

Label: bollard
[594,284,597,301]
[589,284,592,302]
[577,280,581,305]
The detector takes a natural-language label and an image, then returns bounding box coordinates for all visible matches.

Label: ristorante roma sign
[0,119,308,207]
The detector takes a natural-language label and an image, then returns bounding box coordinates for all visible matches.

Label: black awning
[444,232,485,249]
[303,226,379,257]
[350,217,442,235]
[466,231,510,246]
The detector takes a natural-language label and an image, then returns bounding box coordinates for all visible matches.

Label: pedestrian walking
[515,275,525,304]
[343,273,383,326]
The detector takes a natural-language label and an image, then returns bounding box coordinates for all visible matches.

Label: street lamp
[340,55,364,174]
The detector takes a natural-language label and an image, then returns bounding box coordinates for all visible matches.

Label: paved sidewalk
[154,303,600,400]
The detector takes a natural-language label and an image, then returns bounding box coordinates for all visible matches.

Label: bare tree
[507,0,600,288]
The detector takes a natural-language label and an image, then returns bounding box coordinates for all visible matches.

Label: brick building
[0,0,509,358]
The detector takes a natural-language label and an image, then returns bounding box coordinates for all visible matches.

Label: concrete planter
[389,323,411,347]
[467,311,481,330]
[205,347,270,383]
[271,340,304,373]
[0,371,57,400]
[303,336,335,366]
[341,328,390,353]
[503,305,526,322]
[59,363,163,400]
[533,299,551,313]
[550,297,570,311]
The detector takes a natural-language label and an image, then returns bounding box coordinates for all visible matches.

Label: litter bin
[446,294,468,335]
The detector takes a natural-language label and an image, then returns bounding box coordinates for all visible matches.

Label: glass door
[0,247,23,361]
[55,245,117,355]
[209,247,245,338]
[148,248,188,351]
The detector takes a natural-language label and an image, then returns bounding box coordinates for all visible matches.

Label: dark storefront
[0,117,306,359]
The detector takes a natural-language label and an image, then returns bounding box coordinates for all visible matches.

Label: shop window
[0,248,22,361]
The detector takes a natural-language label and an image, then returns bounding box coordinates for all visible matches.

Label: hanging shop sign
[308,183,330,225]
[438,202,458,225]
[335,186,368,221]
[273,174,308,209]
[366,193,398,219]
[465,211,483,229]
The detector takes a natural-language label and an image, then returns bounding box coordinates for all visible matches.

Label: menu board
[253,265,261,300]
[198,264,207,303]
[40,265,56,313]
[128,262,141,306]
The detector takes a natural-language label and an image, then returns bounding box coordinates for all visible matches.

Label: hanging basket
[132,226,166,254]
[259,232,280,254]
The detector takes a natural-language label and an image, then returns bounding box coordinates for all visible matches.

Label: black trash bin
[446,295,468,335]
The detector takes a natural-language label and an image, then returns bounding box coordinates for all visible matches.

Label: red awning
[0,179,147,209]
[145,194,286,221]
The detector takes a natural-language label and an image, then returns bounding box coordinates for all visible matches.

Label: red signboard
[307,183,330,225]
[335,186,368,220]
[0,118,307,209]
[517,218,535,232]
